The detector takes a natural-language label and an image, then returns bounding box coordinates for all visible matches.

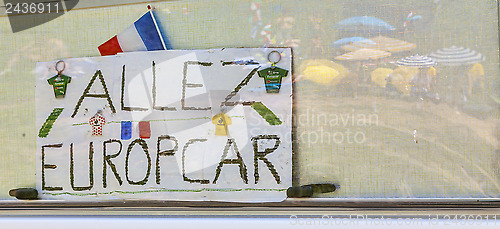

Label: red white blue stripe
[98,10,172,56]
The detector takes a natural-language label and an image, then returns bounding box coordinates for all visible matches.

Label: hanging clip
[55,60,65,75]
[9,188,39,200]
[268,50,281,68]
[286,183,337,198]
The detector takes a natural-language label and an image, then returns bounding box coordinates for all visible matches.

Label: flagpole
[148,5,168,50]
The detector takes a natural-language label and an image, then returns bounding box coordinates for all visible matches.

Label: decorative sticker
[139,121,151,139]
[212,112,232,136]
[121,121,132,140]
[89,111,105,136]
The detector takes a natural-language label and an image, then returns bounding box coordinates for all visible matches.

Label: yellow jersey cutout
[212,113,232,136]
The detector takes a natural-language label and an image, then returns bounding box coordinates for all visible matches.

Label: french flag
[98,10,172,56]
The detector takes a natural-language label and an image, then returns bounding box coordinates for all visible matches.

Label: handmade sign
[35,48,293,202]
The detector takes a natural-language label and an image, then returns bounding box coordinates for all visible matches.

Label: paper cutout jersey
[121,121,132,140]
[212,113,232,136]
[139,121,151,139]
[47,74,71,98]
[257,67,288,93]
[89,113,105,136]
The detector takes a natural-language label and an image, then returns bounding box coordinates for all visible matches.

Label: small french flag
[98,10,172,56]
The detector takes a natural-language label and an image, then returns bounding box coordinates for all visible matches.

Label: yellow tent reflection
[388,66,419,95]
[371,67,394,87]
[298,59,349,85]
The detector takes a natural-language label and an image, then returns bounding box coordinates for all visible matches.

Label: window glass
[0,0,498,201]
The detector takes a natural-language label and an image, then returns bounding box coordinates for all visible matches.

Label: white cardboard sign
[35,48,292,202]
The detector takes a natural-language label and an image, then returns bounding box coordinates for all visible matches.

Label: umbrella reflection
[342,35,416,53]
[336,16,396,36]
